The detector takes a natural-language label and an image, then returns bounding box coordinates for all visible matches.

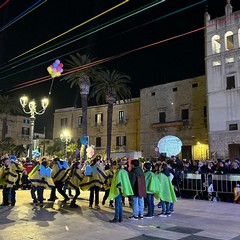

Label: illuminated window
[95,113,103,126]
[212,35,221,54]
[225,31,234,51]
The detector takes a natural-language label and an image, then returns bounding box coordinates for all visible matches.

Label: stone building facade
[53,98,140,157]
[205,1,240,159]
[140,76,208,160]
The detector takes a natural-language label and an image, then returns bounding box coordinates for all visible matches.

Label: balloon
[53,62,58,68]
[47,67,52,73]
[47,59,63,78]
[86,145,95,158]
[80,135,88,145]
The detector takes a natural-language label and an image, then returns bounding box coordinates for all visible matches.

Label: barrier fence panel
[180,173,240,202]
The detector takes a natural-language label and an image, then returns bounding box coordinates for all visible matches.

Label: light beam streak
[10,0,129,61]
[0,0,165,74]
[0,0,46,32]
[4,12,237,93]
[0,0,10,9]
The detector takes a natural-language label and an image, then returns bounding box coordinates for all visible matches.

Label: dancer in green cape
[108,161,133,223]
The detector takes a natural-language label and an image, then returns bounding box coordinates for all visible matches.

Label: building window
[172,87,178,92]
[225,31,234,51]
[159,112,166,123]
[78,115,83,126]
[96,137,101,147]
[61,118,68,128]
[119,111,125,123]
[192,83,198,88]
[226,76,235,90]
[212,35,221,54]
[203,106,207,118]
[151,92,155,96]
[229,124,238,131]
[22,127,30,135]
[181,109,189,120]
[95,113,103,126]
[23,119,30,124]
[116,136,126,146]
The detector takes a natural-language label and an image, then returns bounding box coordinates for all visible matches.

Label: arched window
[225,31,234,50]
[238,29,240,48]
[212,35,221,54]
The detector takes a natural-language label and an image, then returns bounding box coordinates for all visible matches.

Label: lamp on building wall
[60,130,72,158]
[20,96,49,160]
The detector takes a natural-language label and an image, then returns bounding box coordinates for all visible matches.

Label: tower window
[229,124,238,131]
[226,76,235,90]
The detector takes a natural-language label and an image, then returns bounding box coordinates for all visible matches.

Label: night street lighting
[60,130,72,158]
[20,96,49,161]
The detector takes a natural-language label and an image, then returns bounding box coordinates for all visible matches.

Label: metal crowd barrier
[180,173,240,201]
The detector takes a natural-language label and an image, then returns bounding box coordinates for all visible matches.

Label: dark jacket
[129,166,146,197]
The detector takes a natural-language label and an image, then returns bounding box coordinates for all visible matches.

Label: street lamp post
[20,96,49,161]
[60,130,72,159]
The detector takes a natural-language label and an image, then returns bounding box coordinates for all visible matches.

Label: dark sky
[0,0,239,136]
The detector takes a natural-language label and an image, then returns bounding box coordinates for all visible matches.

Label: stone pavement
[0,189,239,240]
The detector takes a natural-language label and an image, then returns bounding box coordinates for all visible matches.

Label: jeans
[132,196,144,217]
[31,186,44,203]
[161,201,170,214]
[146,194,154,216]
[114,194,122,220]
[169,202,174,211]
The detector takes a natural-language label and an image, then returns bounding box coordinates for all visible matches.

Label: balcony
[151,120,184,129]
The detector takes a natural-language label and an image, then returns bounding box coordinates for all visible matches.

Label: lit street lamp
[60,130,72,158]
[20,96,49,161]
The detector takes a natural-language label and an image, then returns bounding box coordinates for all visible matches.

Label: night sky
[0,0,239,136]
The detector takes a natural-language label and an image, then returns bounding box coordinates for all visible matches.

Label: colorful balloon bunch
[86,145,95,158]
[47,59,63,78]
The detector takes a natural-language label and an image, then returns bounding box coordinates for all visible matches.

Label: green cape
[155,173,177,202]
[144,171,159,195]
[108,169,133,200]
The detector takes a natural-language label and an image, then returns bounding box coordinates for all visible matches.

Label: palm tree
[61,53,101,159]
[0,95,21,141]
[90,69,131,159]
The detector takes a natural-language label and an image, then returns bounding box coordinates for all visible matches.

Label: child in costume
[5,155,26,206]
[155,163,177,217]
[68,161,84,208]
[0,158,11,206]
[143,162,159,218]
[102,164,114,207]
[49,158,70,203]
[80,157,107,209]
[28,157,54,207]
[108,160,133,223]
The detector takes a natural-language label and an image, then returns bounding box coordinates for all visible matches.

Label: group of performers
[0,155,179,223]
